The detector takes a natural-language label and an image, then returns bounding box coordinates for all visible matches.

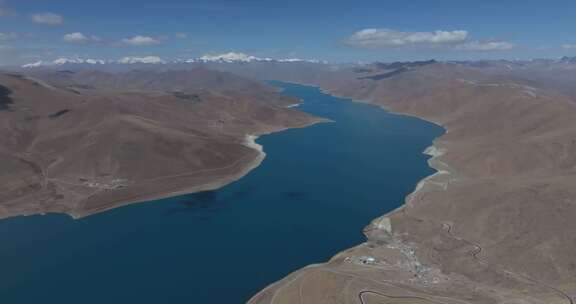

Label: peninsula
[0,70,324,219]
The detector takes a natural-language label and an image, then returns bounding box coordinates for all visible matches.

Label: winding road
[358,290,447,304]
[442,223,574,304]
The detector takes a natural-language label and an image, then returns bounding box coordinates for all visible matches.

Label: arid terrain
[249,62,576,303]
[3,1,576,303]
[2,59,576,303]
[0,69,323,219]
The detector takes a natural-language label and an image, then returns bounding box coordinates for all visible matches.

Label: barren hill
[0,71,322,219]
[250,63,576,304]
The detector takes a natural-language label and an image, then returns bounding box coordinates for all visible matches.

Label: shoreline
[326,88,452,231]
[69,119,327,219]
[295,83,452,234]
[366,139,452,234]
[248,83,451,303]
[6,143,268,221]
[251,79,576,303]
[257,80,451,244]
[0,118,327,221]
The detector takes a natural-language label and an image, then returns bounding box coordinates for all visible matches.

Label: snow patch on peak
[276,58,326,64]
[53,57,86,65]
[277,58,305,63]
[198,52,264,63]
[22,61,46,68]
[86,59,106,64]
[21,57,108,68]
[194,52,325,64]
[21,53,327,68]
[117,56,165,64]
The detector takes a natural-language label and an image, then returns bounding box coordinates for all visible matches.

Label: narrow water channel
[0,82,443,303]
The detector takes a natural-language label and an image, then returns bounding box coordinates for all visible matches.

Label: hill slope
[0,72,322,219]
[251,63,576,304]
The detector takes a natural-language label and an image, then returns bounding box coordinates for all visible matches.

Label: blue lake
[0,82,443,303]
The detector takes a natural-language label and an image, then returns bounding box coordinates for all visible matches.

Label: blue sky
[2,0,576,65]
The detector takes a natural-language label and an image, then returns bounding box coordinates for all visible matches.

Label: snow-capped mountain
[189,52,324,64]
[117,56,166,64]
[22,57,109,68]
[20,52,326,68]
[196,52,267,63]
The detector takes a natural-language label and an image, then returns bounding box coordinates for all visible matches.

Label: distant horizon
[12,51,576,68]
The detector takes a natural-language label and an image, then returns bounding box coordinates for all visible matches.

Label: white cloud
[561,44,576,50]
[345,28,515,52]
[175,33,188,39]
[31,12,63,25]
[63,32,99,44]
[122,35,160,46]
[346,28,468,48]
[63,32,87,43]
[456,41,516,51]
